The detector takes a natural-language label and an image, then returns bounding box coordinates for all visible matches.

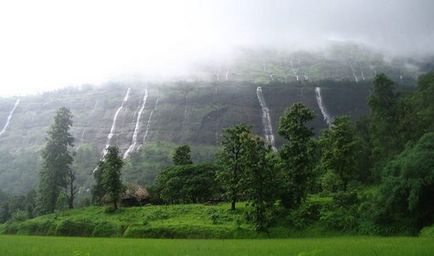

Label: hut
[120,184,150,207]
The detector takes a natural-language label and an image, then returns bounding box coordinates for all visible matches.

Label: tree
[172,145,193,165]
[373,132,434,233]
[155,163,219,203]
[91,161,105,205]
[66,168,78,209]
[319,116,359,191]
[38,107,74,214]
[217,124,251,210]
[368,74,401,166]
[241,133,278,231]
[102,146,124,209]
[278,103,315,209]
[406,71,434,141]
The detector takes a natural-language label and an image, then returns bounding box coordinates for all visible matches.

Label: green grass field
[1,235,433,256]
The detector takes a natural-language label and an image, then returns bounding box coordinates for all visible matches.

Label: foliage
[368,74,402,167]
[216,124,251,210]
[278,103,315,208]
[419,225,434,237]
[101,146,124,209]
[241,133,278,231]
[3,203,254,238]
[37,107,74,214]
[372,132,434,234]
[92,161,105,205]
[319,116,360,190]
[155,163,220,203]
[172,145,193,165]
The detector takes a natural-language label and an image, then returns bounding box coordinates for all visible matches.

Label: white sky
[0,0,433,96]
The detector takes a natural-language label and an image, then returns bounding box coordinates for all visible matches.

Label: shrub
[92,222,121,237]
[319,207,358,232]
[123,224,234,239]
[3,222,19,234]
[420,225,434,237]
[320,170,343,193]
[16,220,56,235]
[287,201,322,230]
[56,219,95,236]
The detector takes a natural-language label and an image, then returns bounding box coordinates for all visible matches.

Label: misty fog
[0,0,433,96]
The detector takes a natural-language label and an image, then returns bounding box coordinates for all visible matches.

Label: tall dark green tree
[91,161,105,205]
[102,146,124,209]
[38,107,74,214]
[241,132,277,231]
[407,71,434,140]
[278,103,315,209]
[319,116,359,191]
[172,145,193,165]
[217,124,251,210]
[368,74,401,166]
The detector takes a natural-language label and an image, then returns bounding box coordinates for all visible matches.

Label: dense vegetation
[1,71,434,238]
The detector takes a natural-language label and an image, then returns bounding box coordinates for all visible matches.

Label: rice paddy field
[1,235,433,256]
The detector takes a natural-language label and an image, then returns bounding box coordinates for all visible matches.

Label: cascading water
[361,70,366,81]
[256,87,276,151]
[315,87,332,126]
[349,64,359,83]
[102,88,130,158]
[290,59,299,81]
[123,88,148,159]
[0,99,20,137]
[138,97,159,150]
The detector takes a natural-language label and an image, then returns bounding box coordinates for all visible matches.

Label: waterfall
[349,64,359,83]
[256,87,276,151]
[315,87,332,126]
[0,99,20,137]
[137,97,159,150]
[290,59,299,81]
[102,88,130,158]
[123,89,148,159]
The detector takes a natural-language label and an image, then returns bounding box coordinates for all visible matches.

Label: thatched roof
[121,184,150,201]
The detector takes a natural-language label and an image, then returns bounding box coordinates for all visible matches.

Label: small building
[120,184,150,207]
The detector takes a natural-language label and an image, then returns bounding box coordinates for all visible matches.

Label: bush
[92,222,121,237]
[3,222,19,234]
[320,170,343,193]
[287,201,322,230]
[56,219,95,236]
[419,225,434,237]
[16,220,56,235]
[318,191,360,232]
[123,224,234,239]
[319,207,358,232]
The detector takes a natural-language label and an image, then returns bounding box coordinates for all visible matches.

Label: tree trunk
[231,197,236,210]
[113,200,118,210]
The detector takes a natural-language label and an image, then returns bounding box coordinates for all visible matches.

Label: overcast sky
[0,0,433,96]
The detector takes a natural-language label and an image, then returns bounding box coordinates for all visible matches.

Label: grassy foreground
[1,235,433,256]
